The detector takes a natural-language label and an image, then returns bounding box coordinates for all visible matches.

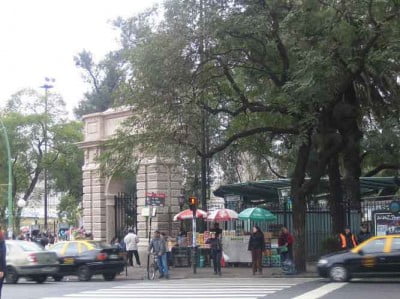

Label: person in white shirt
[124,229,140,267]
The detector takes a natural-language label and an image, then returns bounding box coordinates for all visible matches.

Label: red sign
[146,192,166,207]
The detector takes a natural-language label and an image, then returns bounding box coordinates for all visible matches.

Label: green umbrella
[238,207,277,221]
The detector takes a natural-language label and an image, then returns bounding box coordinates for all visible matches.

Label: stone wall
[78,108,183,246]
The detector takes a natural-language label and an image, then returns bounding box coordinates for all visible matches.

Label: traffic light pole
[192,208,197,274]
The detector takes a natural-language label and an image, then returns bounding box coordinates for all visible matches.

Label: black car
[49,240,125,281]
[317,235,400,282]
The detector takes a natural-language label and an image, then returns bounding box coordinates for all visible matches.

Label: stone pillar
[136,158,183,257]
[82,166,106,241]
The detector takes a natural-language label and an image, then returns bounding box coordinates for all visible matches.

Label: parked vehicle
[48,240,124,281]
[318,234,400,282]
[5,240,59,284]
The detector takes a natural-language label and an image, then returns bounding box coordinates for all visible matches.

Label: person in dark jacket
[339,226,357,250]
[357,224,372,244]
[0,228,6,299]
[206,232,222,275]
[248,226,265,275]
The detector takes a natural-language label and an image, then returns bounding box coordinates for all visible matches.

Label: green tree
[0,89,84,230]
[74,50,126,118]
[93,0,399,271]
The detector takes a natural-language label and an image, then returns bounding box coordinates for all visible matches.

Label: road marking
[41,278,299,299]
[292,283,348,299]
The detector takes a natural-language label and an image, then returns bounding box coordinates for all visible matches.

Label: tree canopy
[87,0,399,271]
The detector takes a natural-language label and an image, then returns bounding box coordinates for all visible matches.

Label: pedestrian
[339,226,357,250]
[148,231,169,279]
[248,226,265,275]
[124,229,140,267]
[357,224,372,244]
[161,233,172,269]
[0,227,6,299]
[211,223,223,238]
[206,232,222,276]
[278,227,294,263]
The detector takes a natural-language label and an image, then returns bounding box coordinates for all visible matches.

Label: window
[18,241,43,252]
[65,242,79,256]
[50,243,65,254]
[79,243,89,254]
[391,238,400,252]
[361,239,386,254]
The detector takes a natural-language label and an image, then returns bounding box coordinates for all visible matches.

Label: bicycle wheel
[149,261,158,280]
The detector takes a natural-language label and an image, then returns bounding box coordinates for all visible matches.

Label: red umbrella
[173,209,208,221]
[207,208,238,222]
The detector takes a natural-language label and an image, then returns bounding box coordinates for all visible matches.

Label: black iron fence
[114,192,137,239]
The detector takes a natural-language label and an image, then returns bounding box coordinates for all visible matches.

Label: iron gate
[114,192,137,239]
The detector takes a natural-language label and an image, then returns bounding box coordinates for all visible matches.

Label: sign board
[146,192,166,207]
[141,207,157,217]
[373,211,400,236]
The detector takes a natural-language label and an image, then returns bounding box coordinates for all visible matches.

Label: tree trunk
[334,85,362,215]
[291,139,311,273]
[328,154,345,234]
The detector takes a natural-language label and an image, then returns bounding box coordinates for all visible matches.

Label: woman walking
[248,226,265,275]
[0,227,6,299]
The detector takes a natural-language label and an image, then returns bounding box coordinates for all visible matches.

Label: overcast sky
[0,0,161,118]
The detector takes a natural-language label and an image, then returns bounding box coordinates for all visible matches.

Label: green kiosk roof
[213,177,399,203]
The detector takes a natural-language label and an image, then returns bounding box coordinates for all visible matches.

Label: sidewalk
[116,263,318,281]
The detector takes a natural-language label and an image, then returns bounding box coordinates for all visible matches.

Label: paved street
[3,276,400,299]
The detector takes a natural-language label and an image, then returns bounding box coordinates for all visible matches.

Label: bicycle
[148,253,159,280]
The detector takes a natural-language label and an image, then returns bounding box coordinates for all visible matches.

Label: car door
[61,242,80,273]
[384,237,400,273]
[350,238,387,274]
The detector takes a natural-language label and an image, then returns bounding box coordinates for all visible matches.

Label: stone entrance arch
[78,108,183,248]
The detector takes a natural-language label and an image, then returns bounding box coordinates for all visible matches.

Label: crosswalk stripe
[42,279,297,299]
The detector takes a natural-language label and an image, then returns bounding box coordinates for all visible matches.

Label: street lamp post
[40,78,54,231]
[0,118,13,238]
[279,188,290,228]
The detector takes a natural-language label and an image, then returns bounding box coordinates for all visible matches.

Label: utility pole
[0,118,13,238]
[40,78,54,231]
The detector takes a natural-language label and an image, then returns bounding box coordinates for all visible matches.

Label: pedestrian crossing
[41,278,299,299]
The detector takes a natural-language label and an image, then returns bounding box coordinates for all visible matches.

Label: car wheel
[5,266,19,284]
[33,275,48,284]
[103,273,117,281]
[329,265,349,282]
[78,265,92,282]
[53,275,64,282]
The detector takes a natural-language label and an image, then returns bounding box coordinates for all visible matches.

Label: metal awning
[213,177,400,203]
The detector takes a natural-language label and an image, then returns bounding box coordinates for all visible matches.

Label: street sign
[145,192,166,207]
[389,200,400,215]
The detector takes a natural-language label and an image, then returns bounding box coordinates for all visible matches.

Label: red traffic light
[188,196,198,206]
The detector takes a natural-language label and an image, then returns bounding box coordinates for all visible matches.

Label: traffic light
[389,200,400,216]
[188,196,198,211]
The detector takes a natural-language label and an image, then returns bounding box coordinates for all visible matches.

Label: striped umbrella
[207,209,239,222]
[173,208,208,221]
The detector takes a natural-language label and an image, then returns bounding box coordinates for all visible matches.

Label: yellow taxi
[317,235,400,281]
[48,240,124,281]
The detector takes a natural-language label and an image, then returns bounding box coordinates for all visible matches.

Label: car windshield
[87,241,111,249]
[17,241,44,252]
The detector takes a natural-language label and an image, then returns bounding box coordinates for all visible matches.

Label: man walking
[206,232,222,275]
[149,231,169,279]
[124,229,140,267]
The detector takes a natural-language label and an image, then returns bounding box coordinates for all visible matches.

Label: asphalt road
[3,276,400,299]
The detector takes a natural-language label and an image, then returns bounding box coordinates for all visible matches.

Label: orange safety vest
[339,233,357,249]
